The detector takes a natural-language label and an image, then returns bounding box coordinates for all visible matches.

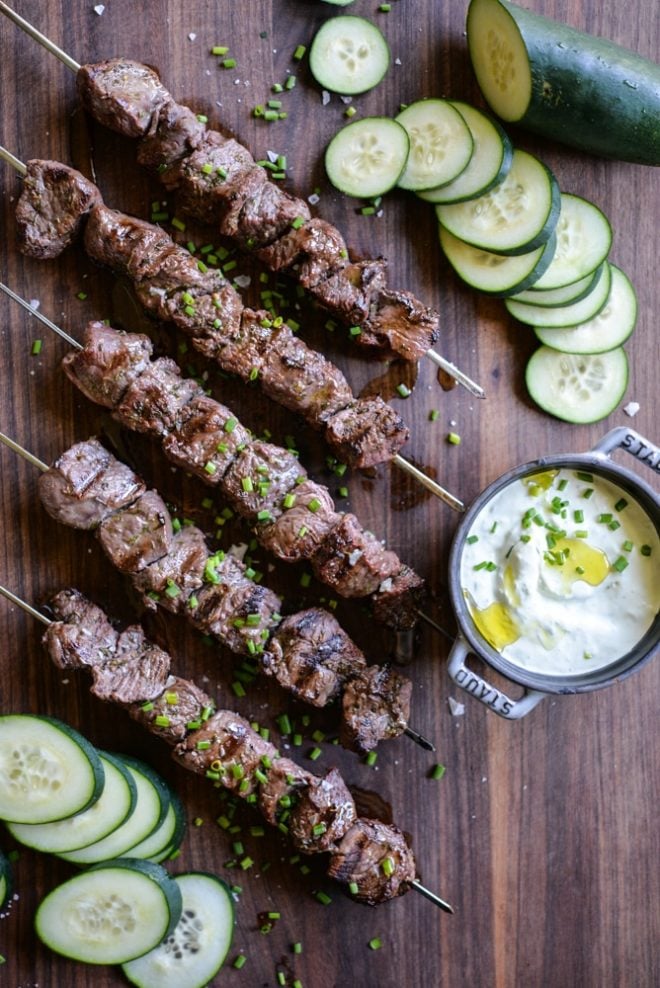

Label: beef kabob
[0,0,484,399]
[0,426,432,756]
[0,583,451,912]
[1,147,463,516]
[1,282,429,639]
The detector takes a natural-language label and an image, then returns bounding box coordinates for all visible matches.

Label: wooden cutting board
[0,1,658,985]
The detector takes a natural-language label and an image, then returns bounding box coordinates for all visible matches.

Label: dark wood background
[0,1,658,985]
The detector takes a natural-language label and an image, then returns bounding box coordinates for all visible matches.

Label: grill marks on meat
[42,591,418,904]
[75,58,440,360]
[262,609,366,707]
[16,160,102,260]
[38,439,146,530]
[340,665,412,754]
[97,489,172,573]
[132,526,209,614]
[62,326,425,625]
[325,398,409,470]
[327,818,416,905]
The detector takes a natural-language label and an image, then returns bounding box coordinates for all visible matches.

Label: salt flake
[188,32,197,41]
[234,274,251,288]
[93,4,105,14]
[624,401,640,417]
[448,696,465,717]
[321,90,331,106]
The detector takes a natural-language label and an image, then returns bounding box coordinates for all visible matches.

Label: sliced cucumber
[35,858,182,966]
[0,714,104,825]
[534,266,637,355]
[6,751,137,854]
[59,755,170,865]
[526,346,629,423]
[436,148,560,255]
[325,116,409,198]
[439,224,556,296]
[419,101,513,204]
[309,16,389,95]
[395,99,473,191]
[505,261,612,327]
[122,872,234,988]
[511,263,604,307]
[131,789,186,862]
[0,848,12,909]
[531,193,612,291]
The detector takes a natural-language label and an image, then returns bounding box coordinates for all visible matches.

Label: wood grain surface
[0,1,658,986]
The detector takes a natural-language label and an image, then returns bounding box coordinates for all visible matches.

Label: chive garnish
[576,471,593,482]
[612,556,629,572]
[641,544,652,556]
[614,498,628,512]
[466,535,479,545]
[369,938,383,950]
[573,509,584,523]
[430,763,446,780]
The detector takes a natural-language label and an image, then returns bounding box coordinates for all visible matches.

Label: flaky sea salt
[448,696,465,717]
[93,4,105,15]
[624,401,640,417]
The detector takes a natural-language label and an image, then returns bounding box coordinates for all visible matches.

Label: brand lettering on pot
[622,432,660,473]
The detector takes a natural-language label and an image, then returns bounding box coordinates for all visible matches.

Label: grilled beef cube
[324,398,409,470]
[16,160,102,260]
[137,98,206,178]
[113,357,203,437]
[261,608,365,707]
[62,322,154,410]
[257,757,313,827]
[129,675,215,745]
[327,818,416,905]
[97,490,172,573]
[133,526,209,614]
[174,131,256,225]
[260,480,340,563]
[216,166,268,239]
[173,710,277,794]
[260,329,354,428]
[235,183,310,250]
[217,308,288,381]
[43,589,119,670]
[222,442,303,525]
[77,58,169,138]
[309,258,387,324]
[256,219,348,285]
[91,624,171,705]
[340,665,412,754]
[312,514,400,598]
[191,553,282,654]
[163,394,250,484]
[38,440,145,530]
[289,767,357,854]
[361,288,440,362]
[371,566,426,631]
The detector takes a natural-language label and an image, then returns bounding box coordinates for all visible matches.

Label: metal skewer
[0,148,464,514]
[0,0,484,402]
[0,582,452,913]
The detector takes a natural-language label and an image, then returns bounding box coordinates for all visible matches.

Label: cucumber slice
[512,263,604,307]
[325,116,409,198]
[0,714,104,825]
[0,848,12,909]
[6,751,137,854]
[436,148,560,255]
[122,872,234,988]
[309,16,389,95]
[467,0,660,165]
[505,262,612,327]
[439,224,556,296]
[526,346,629,423]
[35,858,182,966]
[395,99,473,191]
[321,0,356,5]
[59,755,170,865]
[531,193,612,291]
[131,789,186,862]
[534,266,637,355]
[419,101,513,204]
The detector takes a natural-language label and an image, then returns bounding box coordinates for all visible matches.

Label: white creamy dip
[460,468,659,677]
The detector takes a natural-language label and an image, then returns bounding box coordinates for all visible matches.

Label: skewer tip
[411,879,454,914]
[404,726,436,752]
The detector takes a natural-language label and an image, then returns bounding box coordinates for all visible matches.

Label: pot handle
[592,427,660,476]
[447,636,545,720]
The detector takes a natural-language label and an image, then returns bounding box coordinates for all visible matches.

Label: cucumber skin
[0,848,12,908]
[469,0,660,165]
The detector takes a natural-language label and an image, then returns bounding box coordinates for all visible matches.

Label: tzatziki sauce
[460,468,659,677]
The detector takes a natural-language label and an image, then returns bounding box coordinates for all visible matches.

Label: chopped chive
[293,44,306,60]
[381,857,394,877]
[429,409,440,422]
[224,417,238,433]
[369,937,383,950]
[349,325,362,336]
[300,572,311,588]
[557,479,568,491]
[241,476,254,493]
[396,383,411,398]
[233,954,247,969]
[466,535,479,545]
[379,2,392,9]
[309,747,322,761]
[349,882,359,895]
[285,74,297,90]
[573,509,584,523]
[293,941,303,954]
[447,432,461,445]
[641,544,652,556]
[612,556,629,573]
[430,763,446,780]
[221,57,237,69]
[344,105,357,118]
[278,714,292,735]
[574,530,589,539]
[307,498,321,513]
[608,520,621,531]
[575,566,585,575]
[211,45,229,55]
[171,216,186,232]
[576,471,593,482]
[598,513,613,524]
[315,891,332,905]
[582,488,594,499]
[283,493,297,509]
[623,540,634,552]
[615,498,628,512]
[31,339,42,355]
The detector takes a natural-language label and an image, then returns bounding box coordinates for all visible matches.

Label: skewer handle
[425,348,485,400]
[0,144,26,175]
[393,455,464,513]
[411,879,454,914]
[0,584,51,625]
[0,2,80,72]
[0,283,82,350]
[0,431,49,472]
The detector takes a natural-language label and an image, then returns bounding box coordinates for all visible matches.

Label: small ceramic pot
[447,427,660,719]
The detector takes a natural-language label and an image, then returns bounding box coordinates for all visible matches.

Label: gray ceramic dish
[447,426,660,719]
